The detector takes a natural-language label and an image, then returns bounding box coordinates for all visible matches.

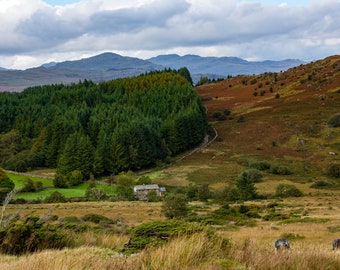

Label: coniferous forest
[0,69,207,187]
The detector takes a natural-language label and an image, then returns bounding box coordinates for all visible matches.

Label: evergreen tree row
[0,69,207,186]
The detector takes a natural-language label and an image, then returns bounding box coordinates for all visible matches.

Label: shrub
[20,178,36,192]
[237,115,245,122]
[249,161,271,171]
[212,111,226,120]
[236,170,258,200]
[327,113,340,128]
[0,216,71,255]
[147,190,161,202]
[327,164,340,178]
[86,187,106,201]
[270,164,292,175]
[125,220,205,251]
[67,170,83,186]
[44,191,67,203]
[275,184,303,198]
[81,214,113,224]
[0,168,15,203]
[310,180,334,189]
[162,194,189,219]
[240,169,263,183]
[224,109,231,116]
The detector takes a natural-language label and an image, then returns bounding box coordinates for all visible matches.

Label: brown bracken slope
[190,55,340,180]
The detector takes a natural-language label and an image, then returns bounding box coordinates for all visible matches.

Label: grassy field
[0,196,339,269]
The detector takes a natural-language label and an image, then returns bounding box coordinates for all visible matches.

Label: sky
[1,0,339,69]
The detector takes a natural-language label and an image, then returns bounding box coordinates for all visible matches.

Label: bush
[310,180,334,189]
[212,111,226,121]
[327,164,340,178]
[20,178,36,192]
[249,161,271,171]
[236,170,258,200]
[275,184,303,198]
[44,191,67,203]
[86,187,106,201]
[0,216,70,255]
[162,194,189,219]
[224,109,231,116]
[241,169,263,183]
[147,190,162,202]
[81,214,113,224]
[125,220,205,251]
[270,164,292,175]
[327,113,340,128]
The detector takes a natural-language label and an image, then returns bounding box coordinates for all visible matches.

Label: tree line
[0,69,207,187]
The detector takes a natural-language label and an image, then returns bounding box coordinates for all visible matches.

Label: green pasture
[7,172,53,188]
[7,172,117,200]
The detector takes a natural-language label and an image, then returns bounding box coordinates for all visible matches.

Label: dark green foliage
[20,178,36,192]
[224,109,231,116]
[211,111,226,121]
[178,67,193,85]
[197,184,211,202]
[212,186,240,203]
[126,220,205,250]
[262,211,291,221]
[136,175,152,185]
[236,170,258,200]
[310,180,334,189]
[162,193,189,219]
[327,113,340,128]
[0,216,70,255]
[85,187,107,201]
[44,191,67,203]
[275,184,303,198]
[0,70,207,179]
[281,233,305,240]
[327,164,340,178]
[249,161,271,171]
[0,168,15,203]
[115,172,135,200]
[186,184,199,200]
[147,190,161,202]
[240,169,263,183]
[270,164,292,175]
[81,214,113,224]
[206,204,258,226]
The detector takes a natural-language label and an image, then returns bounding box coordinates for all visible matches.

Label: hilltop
[0,52,303,92]
[170,54,340,192]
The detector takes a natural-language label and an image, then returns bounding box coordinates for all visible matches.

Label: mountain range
[0,52,304,92]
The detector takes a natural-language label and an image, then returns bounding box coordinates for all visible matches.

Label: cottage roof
[134,184,159,191]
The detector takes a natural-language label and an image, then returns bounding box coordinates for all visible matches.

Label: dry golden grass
[0,247,129,270]
[5,201,164,226]
[1,230,338,270]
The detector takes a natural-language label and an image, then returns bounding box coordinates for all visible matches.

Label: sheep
[274,238,290,252]
[332,238,340,251]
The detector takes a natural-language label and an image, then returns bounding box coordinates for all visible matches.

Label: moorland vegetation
[0,56,339,269]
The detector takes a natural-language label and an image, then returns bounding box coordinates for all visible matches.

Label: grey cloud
[89,0,190,34]
[15,7,87,49]
[1,0,340,69]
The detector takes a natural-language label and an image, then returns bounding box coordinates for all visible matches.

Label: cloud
[0,0,339,69]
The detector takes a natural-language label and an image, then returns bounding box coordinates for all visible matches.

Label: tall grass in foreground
[229,239,340,270]
[0,233,339,270]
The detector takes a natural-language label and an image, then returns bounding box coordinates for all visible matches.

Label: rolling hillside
[173,54,340,191]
